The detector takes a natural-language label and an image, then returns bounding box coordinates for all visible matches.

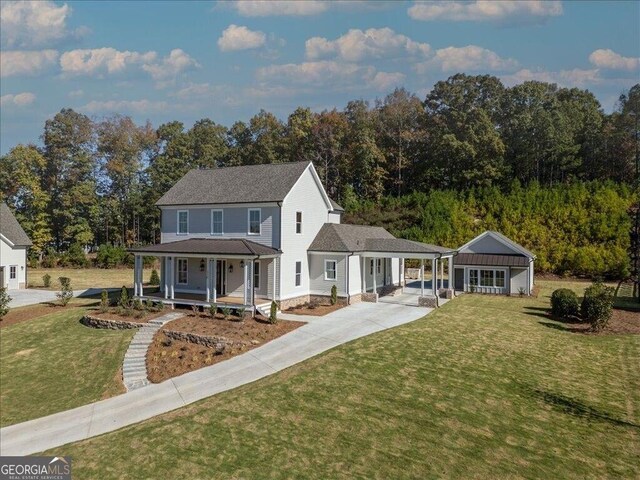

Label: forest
[0,74,638,279]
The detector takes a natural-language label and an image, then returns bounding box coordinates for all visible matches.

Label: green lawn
[0,305,135,427]
[45,281,639,479]
[29,267,154,290]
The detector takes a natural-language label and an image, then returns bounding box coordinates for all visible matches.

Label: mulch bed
[285,302,345,316]
[87,309,166,324]
[543,309,639,335]
[0,303,69,328]
[146,314,304,383]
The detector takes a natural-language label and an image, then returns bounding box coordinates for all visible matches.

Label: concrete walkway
[0,301,434,456]
[122,312,184,391]
[8,288,116,308]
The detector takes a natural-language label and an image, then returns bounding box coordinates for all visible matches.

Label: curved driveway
[0,301,434,456]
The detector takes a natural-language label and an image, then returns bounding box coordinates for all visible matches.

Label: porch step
[121,312,184,392]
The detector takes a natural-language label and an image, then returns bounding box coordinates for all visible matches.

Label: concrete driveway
[7,288,111,308]
[0,300,434,456]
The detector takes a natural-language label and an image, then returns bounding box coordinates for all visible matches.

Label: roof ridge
[187,160,311,173]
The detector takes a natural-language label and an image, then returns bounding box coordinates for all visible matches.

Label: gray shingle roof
[129,238,280,256]
[156,161,312,206]
[309,223,453,254]
[329,198,344,212]
[0,203,32,246]
[455,253,530,267]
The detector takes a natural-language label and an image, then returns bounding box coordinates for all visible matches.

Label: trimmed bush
[236,307,246,321]
[269,300,278,324]
[220,306,232,320]
[209,303,217,318]
[119,285,130,308]
[42,273,51,288]
[330,285,337,305]
[56,277,73,306]
[550,288,579,319]
[149,269,160,285]
[100,289,109,313]
[0,287,11,320]
[581,282,614,331]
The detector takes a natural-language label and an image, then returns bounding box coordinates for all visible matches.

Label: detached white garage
[453,231,535,296]
[0,203,32,290]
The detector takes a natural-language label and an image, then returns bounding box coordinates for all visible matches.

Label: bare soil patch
[86,308,166,324]
[285,301,345,316]
[146,314,304,383]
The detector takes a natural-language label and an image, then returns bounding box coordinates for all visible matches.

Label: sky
[1,0,639,154]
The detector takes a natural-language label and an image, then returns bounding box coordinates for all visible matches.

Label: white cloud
[218,24,266,52]
[0,92,36,107]
[306,27,430,61]
[256,60,403,91]
[230,1,328,16]
[0,49,59,77]
[589,49,639,71]
[501,68,605,88]
[60,47,157,76]
[142,49,200,87]
[68,89,84,97]
[416,45,518,73]
[79,99,169,114]
[408,1,562,25]
[0,1,88,47]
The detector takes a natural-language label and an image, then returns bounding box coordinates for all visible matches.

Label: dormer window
[248,208,261,235]
[177,210,188,235]
[296,211,302,234]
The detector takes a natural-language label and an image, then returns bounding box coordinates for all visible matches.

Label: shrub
[149,269,160,285]
[581,282,614,331]
[132,299,144,311]
[191,304,200,317]
[96,244,131,268]
[209,303,217,318]
[330,285,337,305]
[0,288,11,320]
[518,287,526,297]
[550,288,579,319]
[119,285,130,308]
[66,242,89,267]
[220,306,231,320]
[42,273,51,288]
[236,307,246,321]
[269,300,278,324]
[100,289,109,313]
[56,277,73,306]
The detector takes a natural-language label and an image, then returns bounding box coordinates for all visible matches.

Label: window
[211,209,223,235]
[296,211,302,234]
[495,270,505,288]
[177,258,188,284]
[480,269,494,287]
[248,208,261,235]
[370,259,374,275]
[325,260,337,281]
[376,259,381,274]
[469,269,478,286]
[177,210,188,235]
[254,261,260,289]
[9,266,16,279]
[295,261,302,286]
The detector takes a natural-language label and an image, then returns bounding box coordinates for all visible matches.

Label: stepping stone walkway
[122,312,184,391]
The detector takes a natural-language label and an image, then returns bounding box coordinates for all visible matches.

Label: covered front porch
[130,238,281,313]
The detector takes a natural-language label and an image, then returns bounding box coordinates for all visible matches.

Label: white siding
[0,238,27,289]
[280,166,332,300]
[511,267,529,295]
[327,212,342,224]
[349,255,361,295]
[309,254,346,296]
[460,235,519,255]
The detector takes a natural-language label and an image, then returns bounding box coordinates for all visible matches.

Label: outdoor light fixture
[200,258,205,272]
[228,264,233,273]
[240,260,245,268]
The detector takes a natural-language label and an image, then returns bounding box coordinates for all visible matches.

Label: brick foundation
[418,296,439,308]
[361,292,378,303]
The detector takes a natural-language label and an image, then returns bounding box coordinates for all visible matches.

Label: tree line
[0,74,638,278]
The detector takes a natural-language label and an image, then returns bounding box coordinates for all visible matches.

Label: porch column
[164,257,169,299]
[160,257,165,294]
[243,260,249,305]
[138,256,144,297]
[361,257,366,293]
[205,257,211,302]
[170,256,175,300]
[211,259,217,303]
[440,257,444,290]
[133,256,138,297]
[399,258,403,290]
[432,259,437,296]
[420,259,425,296]
[272,258,277,301]
[449,257,454,293]
[372,258,377,293]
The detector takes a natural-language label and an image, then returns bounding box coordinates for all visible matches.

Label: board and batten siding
[160,205,280,248]
[0,238,27,289]
[280,166,333,300]
[309,254,346,296]
[459,235,516,255]
[510,267,529,295]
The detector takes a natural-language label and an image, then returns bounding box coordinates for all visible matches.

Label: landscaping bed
[85,309,166,325]
[285,300,345,316]
[542,308,640,335]
[146,314,304,383]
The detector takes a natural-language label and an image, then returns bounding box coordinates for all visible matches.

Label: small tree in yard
[119,286,130,308]
[149,269,160,285]
[551,288,579,319]
[0,288,11,321]
[56,277,73,306]
[42,273,51,288]
[269,300,278,324]
[581,282,614,331]
[209,303,217,318]
[100,289,109,313]
[330,284,337,305]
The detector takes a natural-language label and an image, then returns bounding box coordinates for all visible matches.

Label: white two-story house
[130,162,455,314]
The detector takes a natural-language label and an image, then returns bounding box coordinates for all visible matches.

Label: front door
[8,265,19,289]
[216,260,226,296]
[454,268,464,291]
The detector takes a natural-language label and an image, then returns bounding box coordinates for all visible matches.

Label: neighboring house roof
[458,230,536,259]
[329,198,344,212]
[156,161,312,206]
[129,238,280,256]
[309,223,453,254]
[455,253,530,267]
[0,203,32,247]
